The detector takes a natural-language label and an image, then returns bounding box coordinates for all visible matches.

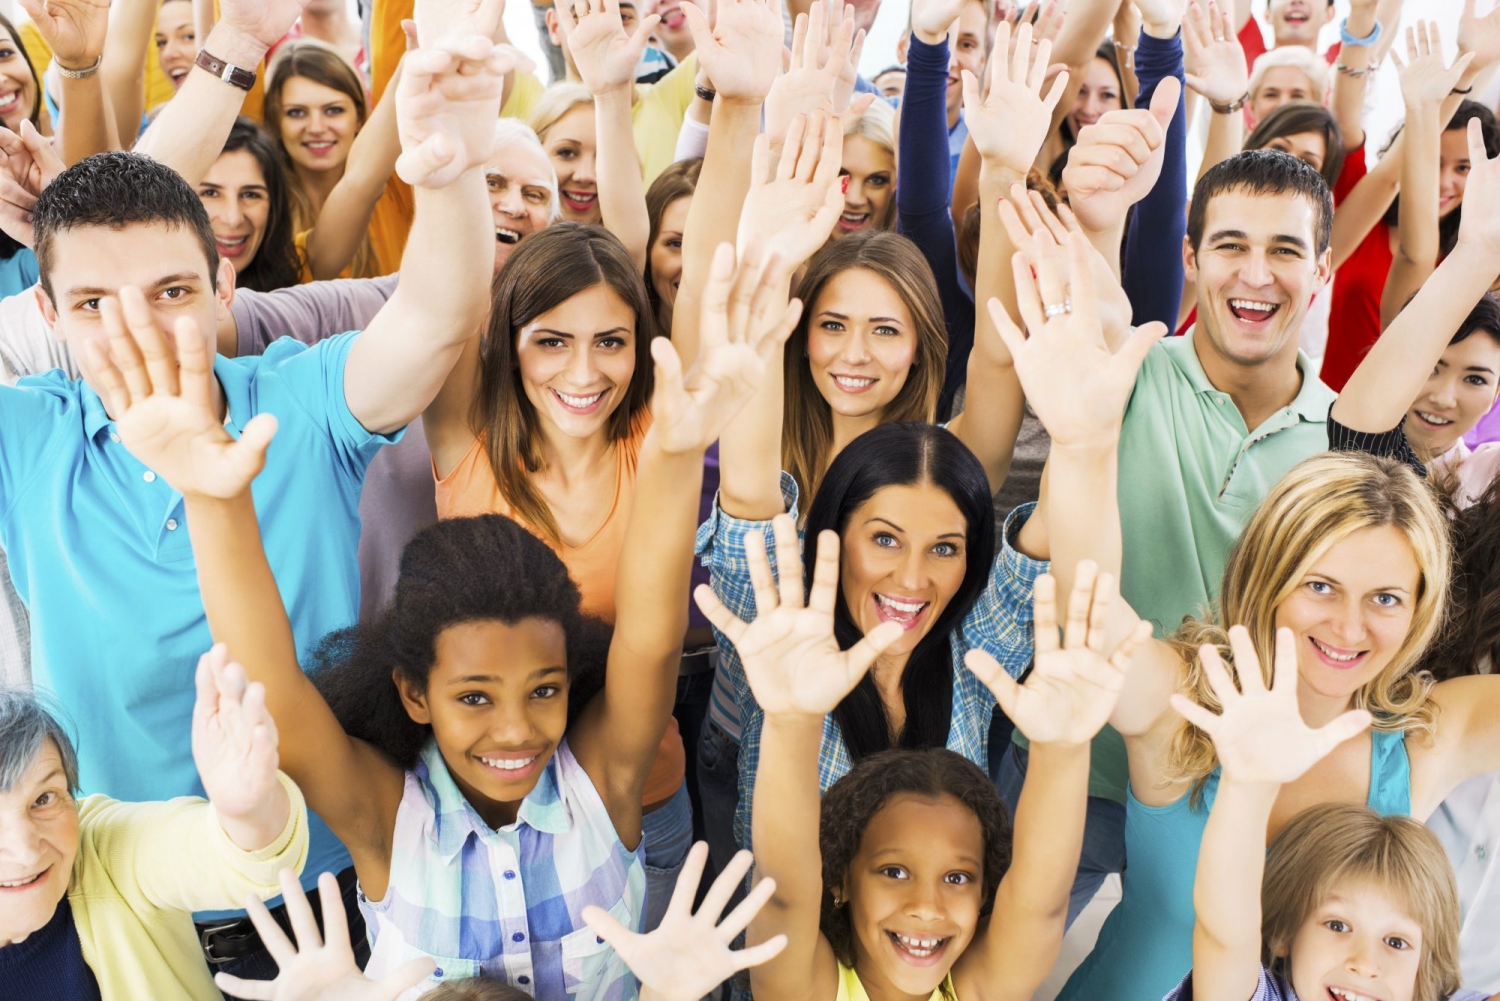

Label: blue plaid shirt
[695,473,1047,851]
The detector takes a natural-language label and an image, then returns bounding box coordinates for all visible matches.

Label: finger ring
[1043,298,1071,319]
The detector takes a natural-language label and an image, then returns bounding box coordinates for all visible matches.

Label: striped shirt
[360,739,646,1001]
[695,473,1048,851]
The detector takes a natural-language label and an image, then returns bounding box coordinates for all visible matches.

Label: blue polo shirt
[0,330,397,909]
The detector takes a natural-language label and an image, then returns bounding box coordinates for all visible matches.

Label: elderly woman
[0,646,309,1000]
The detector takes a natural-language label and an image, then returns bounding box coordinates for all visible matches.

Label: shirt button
[512,932,525,943]
[142,471,156,483]
[503,870,516,880]
[166,519,179,531]
[108,432,120,443]
[433,967,443,978]
[518,977,530,985]
[1478,845,1488,860]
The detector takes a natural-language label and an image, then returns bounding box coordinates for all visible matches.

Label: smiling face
[1272,525,1419,714]
[873,68,907,99]
[516,283,636,440]
[197,149,271,274]
[0,27,35,130]
[486,143,556,274]
[844,792,984,999]
[154,0,197,91]
[650,0,694,56]
[1404,331,1500,456]
[1438,128,1473,219]
[277,75,360,175]
[806,268,917,422]
[0,741,78,947]
[836,137,895,237]
[1269,0,1333,48]
[1263,130,1328,176]
[649,195,689,312]
[1283,880,1423,1001]
[1068,57,1123,138]
[398,619,570,829]
[1186,188,1330,374]
[1250,67,1318,129]
[544,104,600,222]
[839,482,968,659]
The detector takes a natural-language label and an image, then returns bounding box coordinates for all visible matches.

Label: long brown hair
[783,232,947,504]
[644,158,700,333]
[477,224,654,543]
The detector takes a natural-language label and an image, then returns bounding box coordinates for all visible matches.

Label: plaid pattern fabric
[360,740,645,1001]
[695,474,1048,851]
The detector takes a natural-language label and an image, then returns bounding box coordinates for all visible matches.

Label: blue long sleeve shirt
[1121,29,1188,330]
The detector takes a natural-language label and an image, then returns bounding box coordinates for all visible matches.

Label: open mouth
[0,868,47,890]
[168,67,189,87]
[477,752,543,782]
[216,234,251,258]
[874,593,930,631]
[831,373,876,394]
[0,91,20,116]
[1227,298,1282,324]
[496,227,522,245]
[837,211,870,233]
[562,190,598,213]
[1326,987,1381,1001]
[662,8,686,28]
[887,931,950,965]
[1309,636,1367,670]
[1413,409,1454,429]
[303,140,337,156]
[551,388,607,415]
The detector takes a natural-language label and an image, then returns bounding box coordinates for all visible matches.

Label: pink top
[1431,439,1500,510]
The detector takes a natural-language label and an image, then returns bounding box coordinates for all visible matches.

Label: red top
[1236,17,1341,72]
[1321,145,1392,390]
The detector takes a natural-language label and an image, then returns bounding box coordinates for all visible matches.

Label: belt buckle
[198,919,249,966]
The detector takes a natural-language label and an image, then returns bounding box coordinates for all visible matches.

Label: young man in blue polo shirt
[0,8,505,987]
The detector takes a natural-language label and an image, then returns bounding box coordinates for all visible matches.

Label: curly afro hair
[308,514,610,769]
[817,747,1012,991]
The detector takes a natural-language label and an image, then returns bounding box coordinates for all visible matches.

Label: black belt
[196,868,360,966]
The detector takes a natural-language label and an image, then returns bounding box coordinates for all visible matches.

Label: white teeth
[1417,411,1453,425]
[1229,299,1279,312]
[840,212,867,222]
[0,873,40,888]
[495,227,521,244]
[218,236,247,247]
[893,932,943,956]
[833,375,875,390]
[1328,988,1376,1001]
[1311,638,1359,663]
[555,389,604,408]
[480,755,537,771]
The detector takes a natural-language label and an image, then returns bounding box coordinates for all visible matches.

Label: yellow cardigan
[68,772,309,1001]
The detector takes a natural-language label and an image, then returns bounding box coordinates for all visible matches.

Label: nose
[572,152,597,185]
[845,180,868,209]
[218,199,244,229]
[486,700,542,748]
[892,548,927,592]
[1427,372,1459,410]
[0,815,45,867]
[1343,934,1382,980]
[1239,248,1274,287]
[839,328,873,364]
[496,189,526,219]
[1327,595,1368,647]
[565,343,601,387]
[902,878,945,922]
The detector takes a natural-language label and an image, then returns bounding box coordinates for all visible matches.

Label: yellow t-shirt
[631,53,695,185]
[837,963,953,1001]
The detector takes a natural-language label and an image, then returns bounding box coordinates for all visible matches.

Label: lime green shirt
[1017,329,1336,802]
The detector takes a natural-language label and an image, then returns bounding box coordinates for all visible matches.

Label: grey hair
[0,689,79,794]
[491,118,562,223]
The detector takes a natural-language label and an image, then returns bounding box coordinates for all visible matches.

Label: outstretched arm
[100,0,159,151]
[20,0,120,163]
[1334,120,1500,435]
[1185,1,1248,184]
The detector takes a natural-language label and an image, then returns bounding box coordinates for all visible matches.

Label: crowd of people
[0,0,1498,998]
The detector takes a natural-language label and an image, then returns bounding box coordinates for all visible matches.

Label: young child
[1167,626,1497,1001]
[694,508,1150,1001]
[92,240,796,999]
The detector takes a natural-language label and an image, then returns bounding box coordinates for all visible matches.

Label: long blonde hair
[1166,453,1451,800]
[1262,804,1461,1001]
[527,82,594,143]
[842,98,898,232]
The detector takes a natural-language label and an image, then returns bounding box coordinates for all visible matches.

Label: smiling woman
[196,117,301,292]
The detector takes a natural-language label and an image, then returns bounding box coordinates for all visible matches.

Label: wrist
[763,708,831,731]
[912,26,948,46]
[1047,435,1122,458]
[1209,91,1250,115]
[54,52,105,75]
[1026,738,1093,760]
[203,23,271,71]
[718,93,765,108]
[1141,21,1179,40]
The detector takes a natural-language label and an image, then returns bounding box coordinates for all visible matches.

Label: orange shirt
[434,415,686,805]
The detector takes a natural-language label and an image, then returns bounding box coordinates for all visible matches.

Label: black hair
[818,747,1012,997]
[803,423,997,760]
[215,116,301,292]
[1382,101,1500,260]
[33,151,219,300]
[309,515,606,768]
[1187,148,1333,254]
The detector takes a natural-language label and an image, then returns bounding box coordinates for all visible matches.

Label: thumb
[378,955,439,999]
[581,903,634,951]
[964,649,1020,714]
[1314,709,1373,756]
[233,413,279,480]
[1148,75,1182,132]
[1116,321,1167,373]
[396,134,457,186]
[681,1,713,44]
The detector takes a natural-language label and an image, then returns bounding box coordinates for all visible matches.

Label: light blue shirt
[0,249,38,301]
[0,330,397,908]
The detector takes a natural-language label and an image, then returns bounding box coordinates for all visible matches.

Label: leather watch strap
[194,49,257,91]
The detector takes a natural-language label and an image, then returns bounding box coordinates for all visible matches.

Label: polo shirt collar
[80,352,253,441]
[420,740,571,862]
[1172,326,1334,424]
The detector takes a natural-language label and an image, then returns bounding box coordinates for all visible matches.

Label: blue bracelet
[1339,17,1382,48]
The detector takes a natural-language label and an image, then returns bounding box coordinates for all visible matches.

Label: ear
[214,256,236,322]
[896,28,910,64]
[545,8,563,47]
[1181,232,1198,284]
[34,282,58,334]
[1313,246,1332,289]
[394,668,433,725]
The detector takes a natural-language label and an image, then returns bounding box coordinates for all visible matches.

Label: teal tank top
[1056,728,1411,1001]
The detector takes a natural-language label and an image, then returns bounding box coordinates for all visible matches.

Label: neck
[1191,325,1303,430]
[1296,675,1362,730]
[294,161,344,218]
[661,34,694,61]
[299,6,358,45]
[831,408,885,462]
[537,419,615,484]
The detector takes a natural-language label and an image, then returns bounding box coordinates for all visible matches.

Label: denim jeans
[211,868,368,999]
[642,780,695,932]
[674,669,715,848]
[695,718,743,880]
[995,743,1127,928]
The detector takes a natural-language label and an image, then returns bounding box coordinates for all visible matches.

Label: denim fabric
[642,781,695,932]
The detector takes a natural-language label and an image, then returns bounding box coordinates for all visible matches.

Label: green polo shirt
[1015,329,1336,802]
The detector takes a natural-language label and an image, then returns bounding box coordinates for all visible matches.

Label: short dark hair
[1452,291,1500,349]
[1187,148,1333,254]
[33,151,219,300]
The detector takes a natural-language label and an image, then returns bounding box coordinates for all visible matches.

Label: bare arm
[100,0,159,150]
[1183,0,1247,184]
[16,0,120,163]
[1330,0,1380,152]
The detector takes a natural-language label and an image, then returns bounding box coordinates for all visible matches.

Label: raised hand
[394,36,512,188]
[415,0,505,48]
[764,3,870,147]
[192,644,288,849]
[555,0,660,95]
[1182,0,1248,105]
[1458,0,1500,73]
[695,515,906,719]
[1393,22,1473,109]
[737,111,845,269]
[583,844,788,1001]
[651,243,802,455]
[215,869,437,1001]
[0,121,65,248]
[987,195,1165,448]
[1061,76,1180,234]
[217,0,313,53]
[1171,626,1373,786]
[966,565,1151,747]
[14,0,107,71]
[1457,117,1500,258]
[1133,0,1188,37]
[86,289,278,501]
[681,0,783,103]
[961,20,1070,175]
[911,0,969,44]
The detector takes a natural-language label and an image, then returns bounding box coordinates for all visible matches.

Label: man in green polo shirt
[999,148,1336,919]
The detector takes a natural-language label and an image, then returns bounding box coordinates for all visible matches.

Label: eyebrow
[1207,229,1308,250]
[818,311,905,324]
[1311,574,1412,596]
[448,666,567,685]
[66,272,202,299]
[530,327,631,339]
[866,517,964,541]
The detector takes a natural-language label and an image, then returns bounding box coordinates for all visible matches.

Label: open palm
[15,0,107,68]
[1457,118,1500,257]
[1393,22,1472,107]
[764,2,863,145]
[556,0,658,94]
[395,37,510,188]
[1182,0,1248,105]
[681,0,782,102]
[1459,0,1500,71]
[967,565,1151,747]
[695,515,904,719]
[1171,627,1373,786]
[962,21,1069,174]
[737,111,845,269]
[219,0,313,51]
[192,645,282,824]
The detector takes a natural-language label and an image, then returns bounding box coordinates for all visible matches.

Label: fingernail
[841,176,850,193]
